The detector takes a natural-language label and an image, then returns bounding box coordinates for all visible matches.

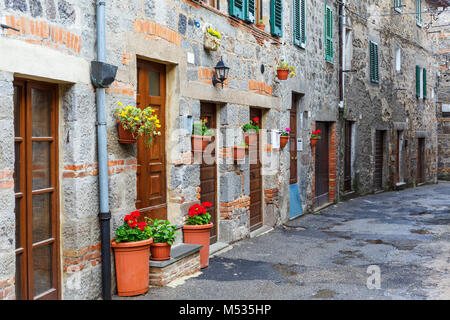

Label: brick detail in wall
[105,81,135,96]
[0,277,15,300]
[249,80,272,96]
[264,188,279,204]
[122,53,132,65]
[220,196,250,220]
[0,170,14,189]
[62,159,137,178]
[63,243,102,273]
[5,15,81,54]
[197,67,229,87]
[149,252,201,286]
[133,20,181,46]
[311,122,316,208]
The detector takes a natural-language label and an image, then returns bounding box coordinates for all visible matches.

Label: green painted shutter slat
[375,43,379,82]
[271,0,283,37]
[301,0,306,45]
[246,0,255,23]
[416,65,420,98]
[293,0,301,46]
[369,41,379,83]
[325,5,333,62]
[423,68,427,99]
[416,0,422,25]
[230,0,245,20]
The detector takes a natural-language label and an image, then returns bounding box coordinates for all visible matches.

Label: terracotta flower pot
[280,135,289,148]
[311,137,319,147]
[255,23,265,31]
[182,223,213,268]
[203,32,221,51]
[244,132,258,146]
[276,68,289,80]
[112,237,153,296]
[150,242,171,261]
[116,120,137,144]
[192,135,212,152]
[232,146,247,162]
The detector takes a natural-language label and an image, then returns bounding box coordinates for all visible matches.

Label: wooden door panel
[289,108,297,184]
[374,130,384,190]
[200,103,218,243]
[314,122,329,207]
[417,138,425,183]
[249,108,262,231]
[344,121,352,191]
[136,60,167,218]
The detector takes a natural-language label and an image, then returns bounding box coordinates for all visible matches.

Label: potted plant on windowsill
[242,117,260,146]
[204,27,222,51]
[145,218,178,261]
[192,117,215,152]
[112,210,153,296]
[311,129,322,147]
[280,127,290,148]
[276,60,296,80]
[115,101,162,145]
[232,142,248,162]
[255,19,265,31]
[182,202,213,268]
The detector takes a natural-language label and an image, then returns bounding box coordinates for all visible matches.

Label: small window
[394,0,402,13]
[415,66,427,99]
[416,0,422,26]
[395,47,401,72]
[369,41,379,83]
[205,0,219,9]
[293,0,306,47]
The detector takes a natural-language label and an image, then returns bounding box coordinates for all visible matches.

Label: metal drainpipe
[95,0,112,300]
[339,0,346,109]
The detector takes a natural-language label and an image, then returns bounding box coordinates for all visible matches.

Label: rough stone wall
[0,0,339,300]
[340,0,439,195]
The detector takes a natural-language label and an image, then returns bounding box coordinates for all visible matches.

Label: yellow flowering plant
[115,101,161,146]
[207,27,221,39]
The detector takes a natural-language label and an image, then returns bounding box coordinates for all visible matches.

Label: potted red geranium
[182,202,213,268]
[112,211,152,296]
[311,129,322,147]
[242,117,260,146]
[280,127,290,148]
[192,117,215,152]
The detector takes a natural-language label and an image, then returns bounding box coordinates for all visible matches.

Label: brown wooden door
[249,108,262,231]
[344,121,352,192]
[374,130,384,191]
[200,103,218,244]
[417,138,425,183]
[136,60,167,220]
[289,108,297,185]
[13,79,60,300]
[395,131,400,184]
[314,122,329,207]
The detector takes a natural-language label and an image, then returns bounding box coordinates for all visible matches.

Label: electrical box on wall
[297,138,303,151]
[272,130,280,149]
[183,115,193,135]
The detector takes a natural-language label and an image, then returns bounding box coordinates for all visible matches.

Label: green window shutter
[369,41,379,83]
[293,0,301,46]
[246,0,256,23]
[230,0,245,20]
[423,68,427,99]
[271,0,283,37]
[325,5,333,62]
[394,0,402,10]
[300,0,306,45]
[416,0,422,25]
[416,65,420,98]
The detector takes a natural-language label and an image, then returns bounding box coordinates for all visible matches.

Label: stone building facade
[0,0,443,300]
[339,0,442,197]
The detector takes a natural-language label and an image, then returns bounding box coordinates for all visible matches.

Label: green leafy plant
[242,116,260,133]
[259,19,264,24]
[115,101,162,146]
[145,218,178,245]
[192,117,215,136]
[185,202,212,225]
[207,27,222,39]
[277,60,296,78]
[236,142,248,147]
[115,211,152,243]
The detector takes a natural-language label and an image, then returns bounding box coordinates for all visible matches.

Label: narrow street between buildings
[118,181,450,300]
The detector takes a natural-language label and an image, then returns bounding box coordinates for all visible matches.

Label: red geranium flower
[202,201,212,208]
[131,210,140,218]
[253,117,259,122]
[124,214,132,221]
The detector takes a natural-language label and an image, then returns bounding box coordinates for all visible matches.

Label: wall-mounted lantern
[212,56,230,88]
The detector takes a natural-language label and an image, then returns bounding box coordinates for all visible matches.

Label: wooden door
[374,130,384,191]
[344,121,352,192]
[136,60,167,220]
[200,103,218,244]
[314,122,329,207]
[417,138,425,183]
[249,108,262,231]
[395,131,400,184]
[13,79,60,300]
[289,108,297,185]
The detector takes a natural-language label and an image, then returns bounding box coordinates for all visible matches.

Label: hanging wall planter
[311,130,322,147]
[116,120,137,144]
[232,145,248,162]
[244,132,258,147]
[280,136,289,148]
[191,135,212,152]
[310,137,319,147]
[203,27,222,51]
[276,60,296,80]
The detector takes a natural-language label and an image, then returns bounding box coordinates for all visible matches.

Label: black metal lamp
[212,56,230,88]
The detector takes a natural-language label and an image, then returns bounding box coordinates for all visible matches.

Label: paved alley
[119,182,450,300]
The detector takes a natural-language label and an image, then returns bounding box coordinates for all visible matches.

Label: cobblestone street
[119,182,450,300]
